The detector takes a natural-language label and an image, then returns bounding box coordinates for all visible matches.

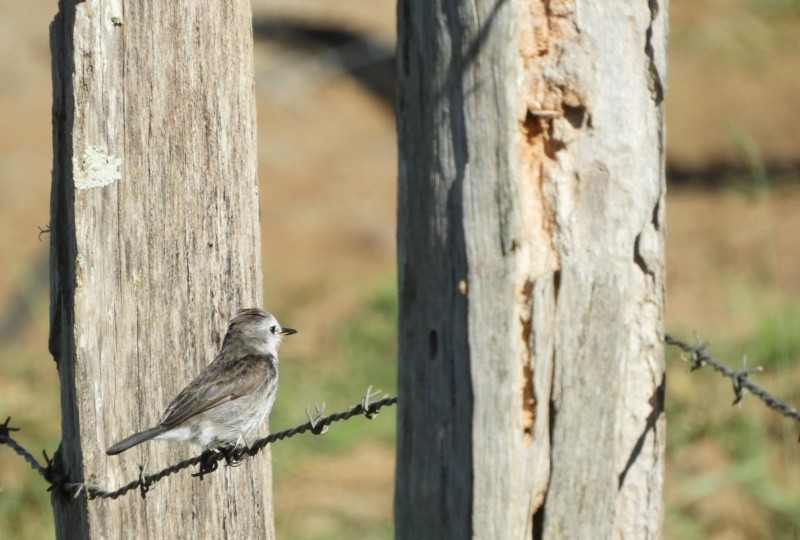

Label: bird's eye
[270,325,277,334]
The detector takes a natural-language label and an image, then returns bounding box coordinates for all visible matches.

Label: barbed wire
[665,333,800,423]
[0,417,48,476]
[0,386,396,501]
[5,335,799,501]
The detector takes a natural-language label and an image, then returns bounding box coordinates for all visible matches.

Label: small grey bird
[107,308,296,455]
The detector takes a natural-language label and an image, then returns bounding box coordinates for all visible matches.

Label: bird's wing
[158,353,276,429]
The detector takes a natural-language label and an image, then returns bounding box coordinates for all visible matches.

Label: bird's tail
[106,426,167,455]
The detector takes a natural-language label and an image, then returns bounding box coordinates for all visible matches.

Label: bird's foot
[218,441,248,467]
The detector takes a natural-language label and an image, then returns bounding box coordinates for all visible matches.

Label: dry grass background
[1,0,800,538]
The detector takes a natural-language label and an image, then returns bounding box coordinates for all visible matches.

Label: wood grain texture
[395,0,667,538]
[49,1,272,537]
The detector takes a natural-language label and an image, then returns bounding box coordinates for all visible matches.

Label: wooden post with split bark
[49,1,272,537]
[395,1,667,537]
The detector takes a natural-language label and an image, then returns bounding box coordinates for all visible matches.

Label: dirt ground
[1,1,799,539]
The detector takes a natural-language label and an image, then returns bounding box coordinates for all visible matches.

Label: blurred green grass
[665,303,800,539]
[271,280,397,539]
[0,332,58,539]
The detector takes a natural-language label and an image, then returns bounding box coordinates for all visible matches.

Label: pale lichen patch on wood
[73,146,122,190]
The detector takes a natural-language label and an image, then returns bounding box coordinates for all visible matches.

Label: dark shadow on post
[618,375,665,489]
[49,0,85,535]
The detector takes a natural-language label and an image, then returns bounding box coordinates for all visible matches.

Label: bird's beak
[279,327,297,336]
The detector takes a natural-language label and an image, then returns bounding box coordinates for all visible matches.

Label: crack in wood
[520,279,536,442]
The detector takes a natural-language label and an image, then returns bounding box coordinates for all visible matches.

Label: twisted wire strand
[0,418,47,476]
[666,333,800,422]
[0,389,397,501]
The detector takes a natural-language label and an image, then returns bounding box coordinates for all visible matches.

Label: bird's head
[225,308,297,356]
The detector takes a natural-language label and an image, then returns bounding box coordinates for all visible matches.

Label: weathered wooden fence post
[50,1,272,536]
[395,1,667,537]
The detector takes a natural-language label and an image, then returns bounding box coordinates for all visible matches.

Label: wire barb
[0,388,397,501]
[0,417,48,477]
[362,386,383,419]
[1,417,20,434]
[306,403,328,434]
[666,333,800,422]
[138,464,154,499]
[37,225,51,241]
